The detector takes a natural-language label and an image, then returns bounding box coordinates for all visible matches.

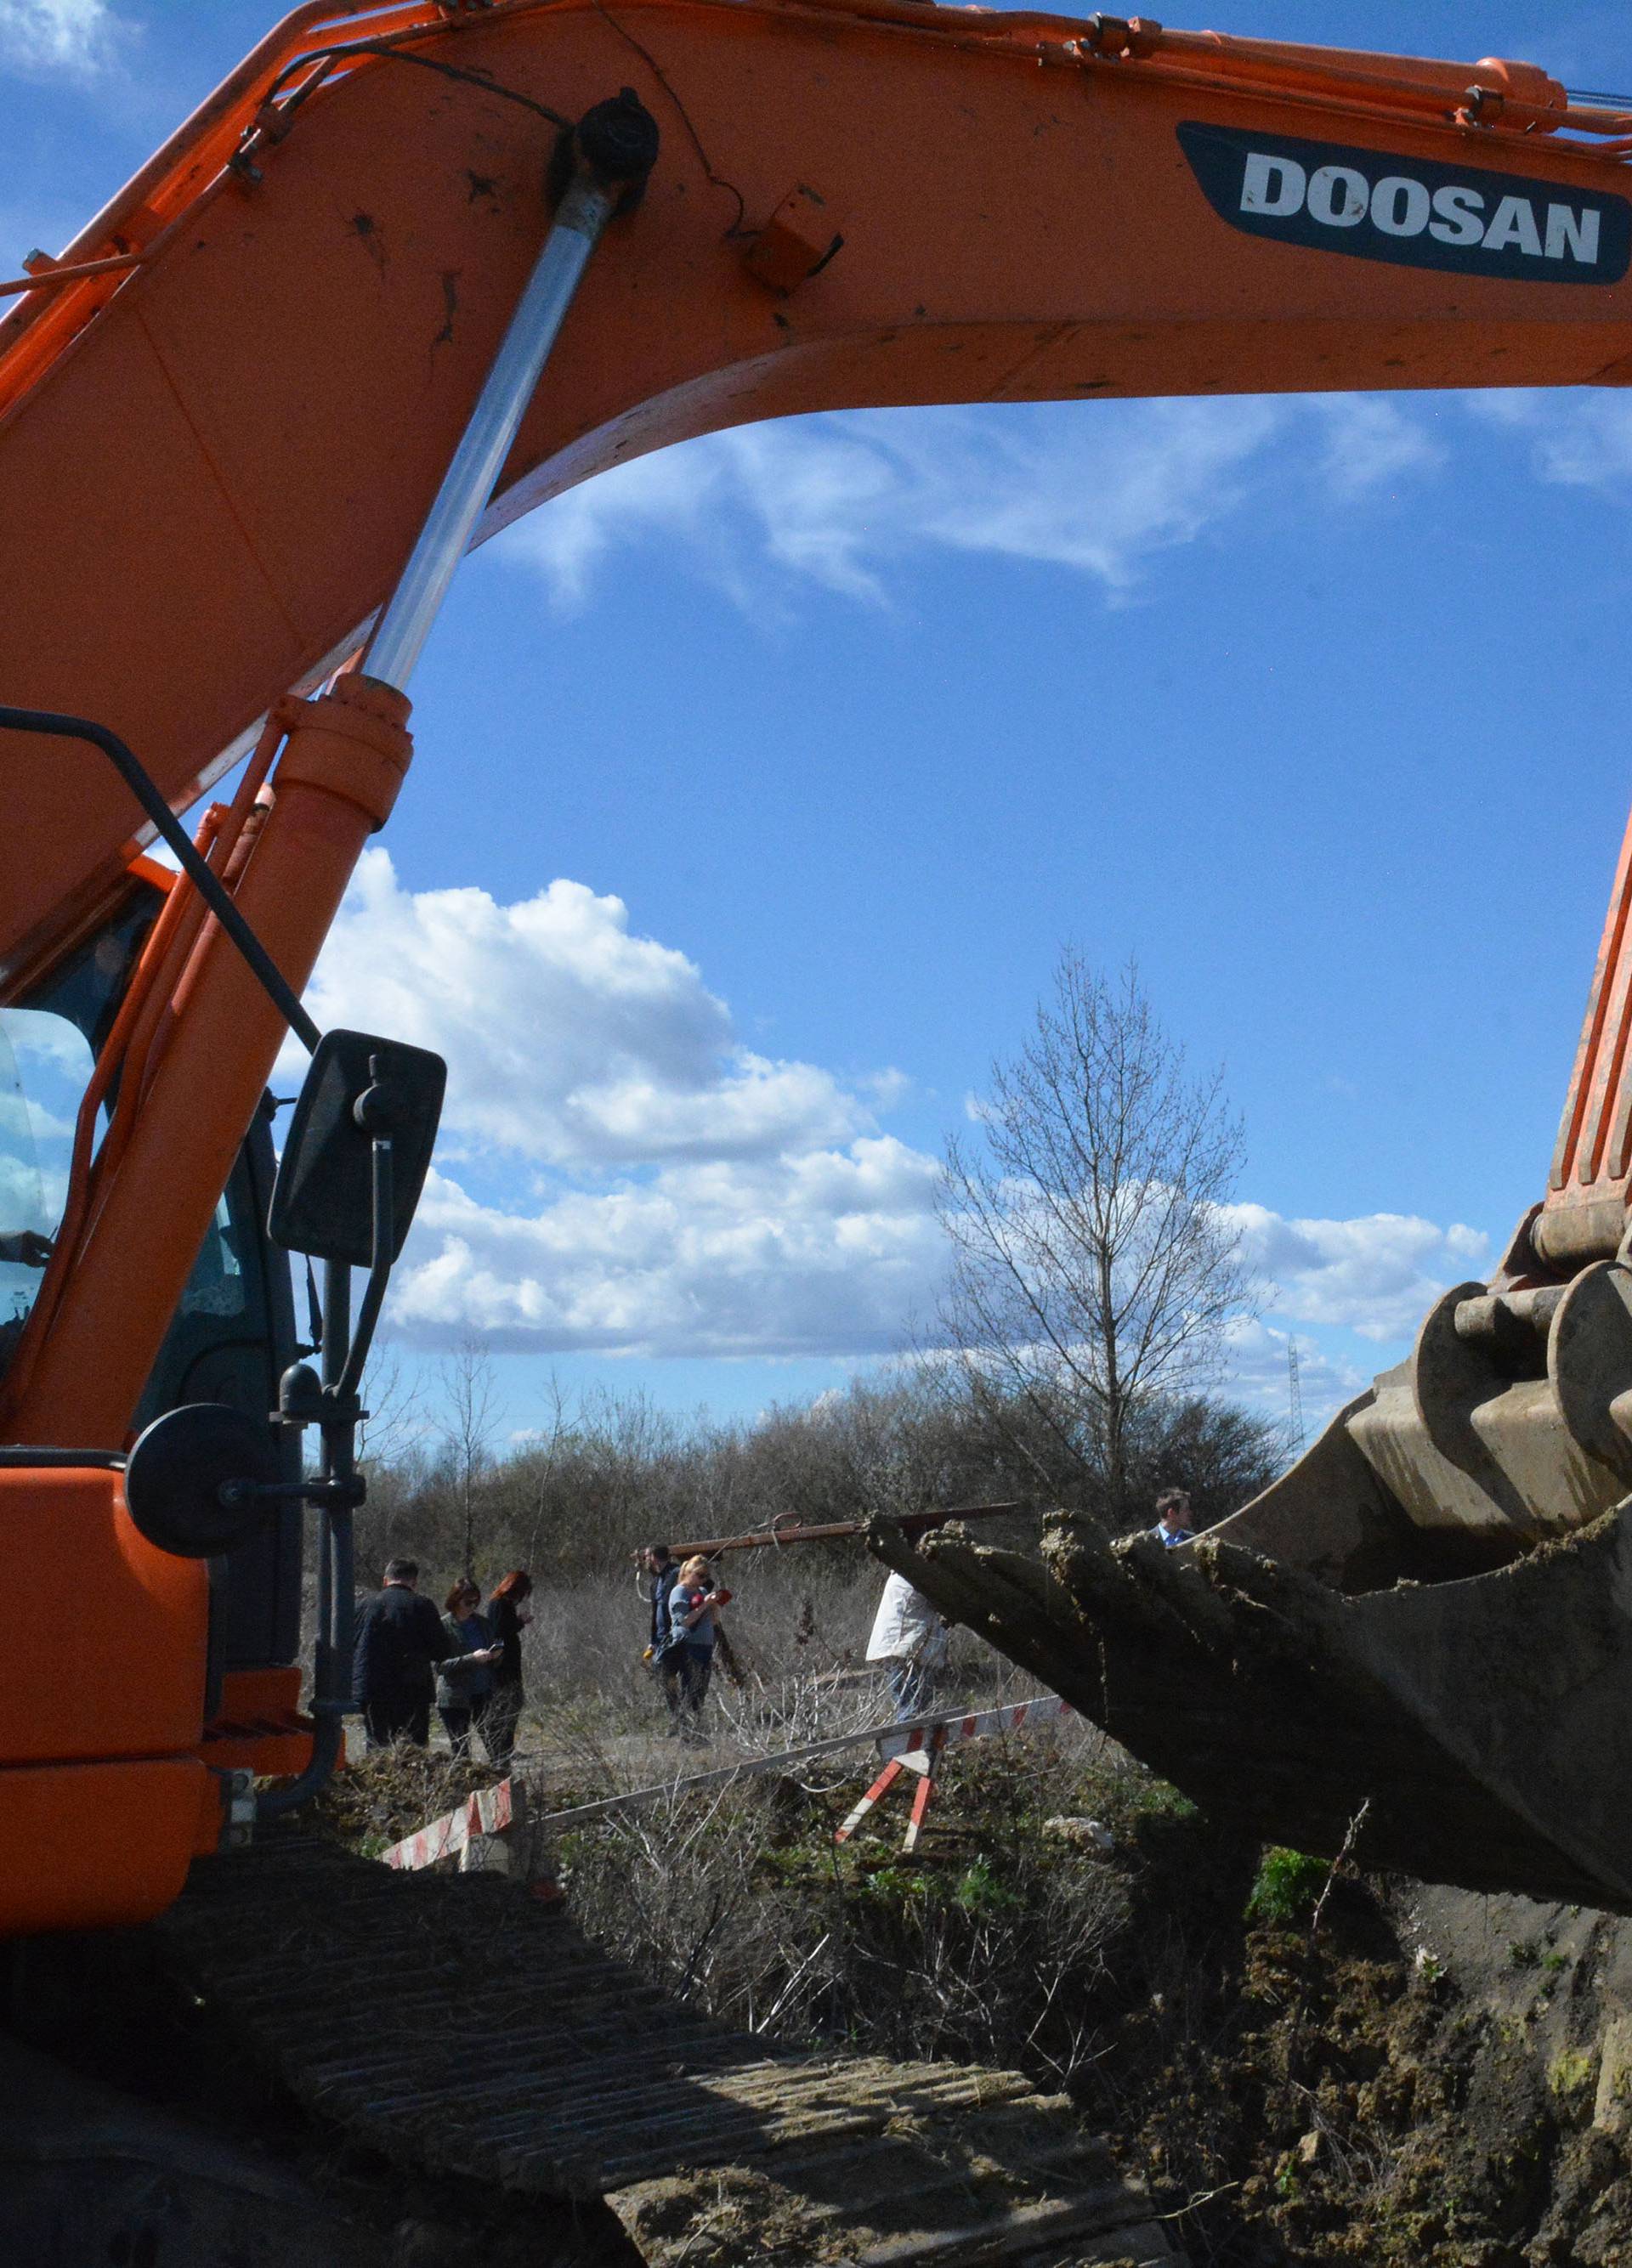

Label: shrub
[558,1722,1128,2083]
[954,1857,1024,1916]
[1245,1846,1329,1926]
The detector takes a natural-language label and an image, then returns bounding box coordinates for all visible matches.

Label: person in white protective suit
[865,1570,951,1722]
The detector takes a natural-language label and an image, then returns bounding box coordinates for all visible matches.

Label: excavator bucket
[876,800,1632,1917]
[873,1468,1632,1915]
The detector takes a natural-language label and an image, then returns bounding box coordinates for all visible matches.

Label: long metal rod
[660,1502,1029,1560]
[362,173,617,692]
[257,1258,356,1822]
[336,1135,394,1401]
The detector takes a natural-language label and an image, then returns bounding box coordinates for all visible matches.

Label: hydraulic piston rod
[361,91,659,693]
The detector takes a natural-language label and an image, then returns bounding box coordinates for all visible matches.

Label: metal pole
[256,1262,356,1823]
[362,91,658,692]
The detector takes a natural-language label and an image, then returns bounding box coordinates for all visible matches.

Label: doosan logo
[1177,122,1632,286]
[1242,151,1601,264]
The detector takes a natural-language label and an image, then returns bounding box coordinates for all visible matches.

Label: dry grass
[316,1739,504,1854]
[555,1719,1136,2090]
[397,1560,1056,1782]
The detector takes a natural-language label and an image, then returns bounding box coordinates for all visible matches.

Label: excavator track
[153,1829,1181,2266]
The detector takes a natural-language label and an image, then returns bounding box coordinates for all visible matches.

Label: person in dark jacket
[353,1558,456,1749]
[642,1543,683,1733]
[483,1569,533,1771]
[436,1577,502,1762]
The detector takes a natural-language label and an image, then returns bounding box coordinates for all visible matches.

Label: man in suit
[353,1557,456,1748]
[1150,1490,1197,1548]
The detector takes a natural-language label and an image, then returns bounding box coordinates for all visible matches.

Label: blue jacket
[435,1610,496,1711]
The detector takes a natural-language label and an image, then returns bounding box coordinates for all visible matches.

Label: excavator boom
[7,0,1632,984]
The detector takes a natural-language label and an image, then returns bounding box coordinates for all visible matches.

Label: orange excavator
[6,0,1632,1986]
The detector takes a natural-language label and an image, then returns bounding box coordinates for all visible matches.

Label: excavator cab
[0,868,302,1929]
[3,866,306,1692]
[0,842,448,1933]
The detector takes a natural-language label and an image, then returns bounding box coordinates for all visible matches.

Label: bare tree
[518,1372,575,1570]
[438,1332,500,1575]
[938,952,1256,1524]
[355,1342,424,1473]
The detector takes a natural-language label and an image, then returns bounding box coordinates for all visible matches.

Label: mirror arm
[258,1052,439,1823]
[335,1136,394,1404]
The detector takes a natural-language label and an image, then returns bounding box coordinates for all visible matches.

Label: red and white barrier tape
[382,1778,516,1871]
[877,1692,1073,1763]
[380,1690,1073,1873]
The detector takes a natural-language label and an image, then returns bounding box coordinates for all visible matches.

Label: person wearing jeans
[865,1570,950,1725]
[669,1554,724,1745]
[642,1543,683,1731]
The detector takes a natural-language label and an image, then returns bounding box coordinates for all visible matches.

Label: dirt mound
[1089,1821,1632,2265]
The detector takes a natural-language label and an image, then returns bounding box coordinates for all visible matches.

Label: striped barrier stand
[382,1777,518,1870]
[833,1750,931,1848]
[841,1694,1074,1851]
[381,1778,562,1898]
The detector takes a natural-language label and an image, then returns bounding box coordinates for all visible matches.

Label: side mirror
[125,1401,280,1558]
[269,1028,445,1267]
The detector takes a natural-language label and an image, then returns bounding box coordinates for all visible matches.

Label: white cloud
[381,1170,1487,1368]
[388,1140,944,1360]
[1226,1201,1489,1343]
[1309,394,1442,499]
[292,852,938,1356]
[292,856,1493,1364]
[0,0,122,74]
[294,849,873,1166]
[502,393,1436,614]
[3,1008,93,1073]
[1466,388,1632,491]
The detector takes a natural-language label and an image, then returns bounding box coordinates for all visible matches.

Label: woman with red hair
[483,1570,533,1771]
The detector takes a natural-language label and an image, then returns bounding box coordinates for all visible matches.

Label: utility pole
[1286,1338,1306,1460]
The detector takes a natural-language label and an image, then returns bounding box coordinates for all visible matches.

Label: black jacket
[490,1592,527,1690]
[353,1586,455,1708]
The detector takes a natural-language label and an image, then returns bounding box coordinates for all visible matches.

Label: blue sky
[7,0,1632,1454]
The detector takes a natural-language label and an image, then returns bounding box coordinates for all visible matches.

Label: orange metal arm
[5,0,1632,988]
